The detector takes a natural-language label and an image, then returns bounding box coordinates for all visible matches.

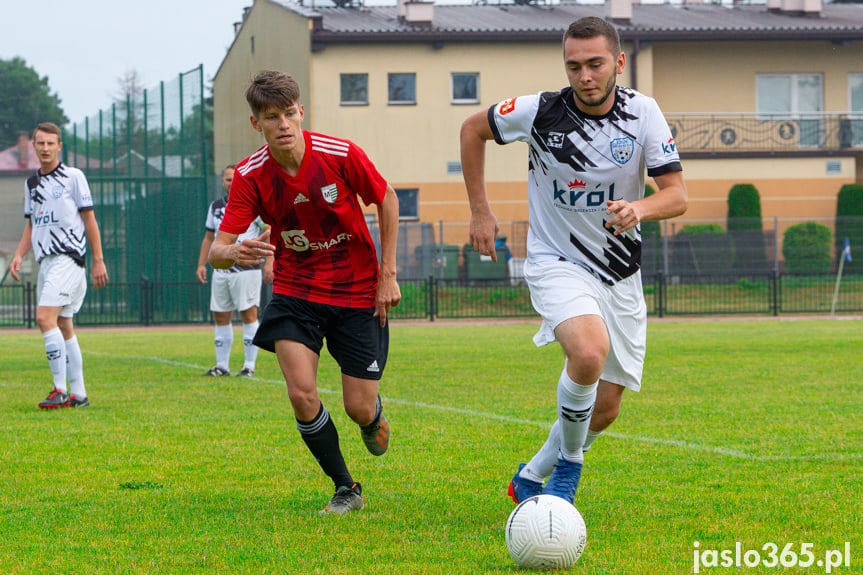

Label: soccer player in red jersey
[209,71,400,514]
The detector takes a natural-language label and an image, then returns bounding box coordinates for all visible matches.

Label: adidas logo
[294,193,310,204]
[366,360,380,373]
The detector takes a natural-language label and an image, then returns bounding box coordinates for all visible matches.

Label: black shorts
[253,294,389,381]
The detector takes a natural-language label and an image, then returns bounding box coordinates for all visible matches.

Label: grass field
[1,319,861,574]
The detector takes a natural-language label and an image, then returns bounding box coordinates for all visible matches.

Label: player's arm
[262,225,274,285]
[374,184,401,326]
[460,110,500,262]
[81,209,108,289]
[209,228,273,269]
[9,219,33,282]
[197,230,215,283]
[605,171,688,236]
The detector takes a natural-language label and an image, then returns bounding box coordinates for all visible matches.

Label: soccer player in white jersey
[461,17,688,504]
[196,164,272,377]
[8,122,109,409]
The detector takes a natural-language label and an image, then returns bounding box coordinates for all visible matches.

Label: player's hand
[196,265,208,284]
[9,255,22,282]
[91,259,108,289]
[232,228,274,266]
[374,271,401,327]
[469,210,499,262]
[605,199,643,236]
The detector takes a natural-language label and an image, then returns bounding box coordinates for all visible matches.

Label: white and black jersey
[489,86,682,285]
[24,163,94,266]
[205,196,267,273]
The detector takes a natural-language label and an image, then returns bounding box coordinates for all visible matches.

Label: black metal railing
[665,113,863,156]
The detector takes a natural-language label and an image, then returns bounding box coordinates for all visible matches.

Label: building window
[388,73,416,105]
[340,73,368,106]
[395,188,418,220]
[451,73,479,104]
[756,74,823,147]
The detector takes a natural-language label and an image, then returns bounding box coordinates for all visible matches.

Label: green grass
[1,320,861,574]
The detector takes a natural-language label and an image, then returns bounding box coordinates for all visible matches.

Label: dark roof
[272,1,863,46]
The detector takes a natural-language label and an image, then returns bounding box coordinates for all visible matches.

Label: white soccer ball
[505,494,587,570]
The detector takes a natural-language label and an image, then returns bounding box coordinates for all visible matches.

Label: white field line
[10,343,860,462]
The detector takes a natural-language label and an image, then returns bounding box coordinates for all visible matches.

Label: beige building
[213,0,863,250]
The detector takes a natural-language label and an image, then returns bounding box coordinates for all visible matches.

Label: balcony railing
[664,113,863,157]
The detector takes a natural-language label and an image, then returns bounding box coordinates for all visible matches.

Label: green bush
[640,184,662,273]
[727,183,768,272]
[835,184,863,274]
[783,222,832,274]
[727,184,762,231]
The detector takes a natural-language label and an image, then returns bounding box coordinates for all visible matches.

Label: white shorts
[524,257,647,391]
[210,269,262,313]
[37,255,87,318]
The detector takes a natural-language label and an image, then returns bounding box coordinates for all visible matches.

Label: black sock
[296,402,353,488]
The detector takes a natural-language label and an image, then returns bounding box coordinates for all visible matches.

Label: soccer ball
[505,494,587,570]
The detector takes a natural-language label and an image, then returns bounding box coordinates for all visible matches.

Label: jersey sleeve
[204,202,216,232]
[487,93,541,146]
[73,169,94,211]
[219,172,258,235]
[643,97,682,178]
[345,141,388,206]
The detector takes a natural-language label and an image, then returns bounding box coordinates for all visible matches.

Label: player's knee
[565,347,606,384]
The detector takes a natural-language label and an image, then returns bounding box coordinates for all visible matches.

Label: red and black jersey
[220,131,387,307]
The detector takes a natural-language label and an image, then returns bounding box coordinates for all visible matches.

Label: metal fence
[6,66,211,302]
[2,216,860,327]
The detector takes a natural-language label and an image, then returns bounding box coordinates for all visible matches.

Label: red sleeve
[345,142,387,206]
[219,169,258,235]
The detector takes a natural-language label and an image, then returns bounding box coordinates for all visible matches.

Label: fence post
[657,272,664,318]
[428,275,436,322]
[26,282,33,329]
[141,276,151,327]
[771,269,780,317]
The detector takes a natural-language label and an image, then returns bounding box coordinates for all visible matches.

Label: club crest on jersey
[547,132,565,149]
[321,183,338,204]
[51,184,64,199]
[610,137,634,165]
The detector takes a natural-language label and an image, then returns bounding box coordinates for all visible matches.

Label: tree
[0,57,68,150]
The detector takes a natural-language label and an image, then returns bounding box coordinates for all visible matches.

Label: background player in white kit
[460,17,688,503]
[8,122,108,409]
[196,164,272,377]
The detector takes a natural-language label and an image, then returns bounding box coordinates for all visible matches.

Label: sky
[0,0,253,123]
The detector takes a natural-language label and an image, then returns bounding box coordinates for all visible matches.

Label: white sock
[242,321,259,370]
[522,420,561,483]
[557,367,597,464]
[43,328,67,392]
[65,335,86,398]
[214,324,233,371]
[583,429,603,453]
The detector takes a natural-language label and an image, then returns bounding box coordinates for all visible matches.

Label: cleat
[360,395,389,456]
[38,388,70,409]
[508,463,543,504]
[203,366,230,377]
[543,457,583,504]
[69,395,90,408]
[320,483,364,515]
[236,367,255,378]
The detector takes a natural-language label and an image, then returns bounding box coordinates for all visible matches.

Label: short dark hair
[245,71,301,117]
[563,17,621,58]
[32,122,62,141]
[224,164,236,172]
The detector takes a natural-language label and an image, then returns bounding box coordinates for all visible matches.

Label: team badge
[321,183,338,204]
[51,184,64,199]
[610,137,634,165]
[547,132,565,149]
